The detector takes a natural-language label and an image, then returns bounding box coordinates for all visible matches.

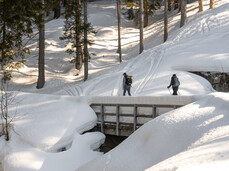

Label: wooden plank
[155,104,182,108]
[133,104,137,131]
[97,122,143,127]
[152,105,157,118]
[95,112,133,117]
[116,104,120,136]
[92,104,133,107]
[136,104,158,108]
[100,104,104,133]
[95,112,154,118]
[91,103,183,108]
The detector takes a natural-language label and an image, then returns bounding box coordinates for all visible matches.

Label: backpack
[126,76,133,85]
[173,77,180,87]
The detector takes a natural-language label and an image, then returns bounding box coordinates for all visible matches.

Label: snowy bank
[78,93,229,171]
[0,92,105,171]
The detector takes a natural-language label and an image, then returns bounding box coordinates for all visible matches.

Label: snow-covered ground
[78,93,229,171]
[1,0,229,170]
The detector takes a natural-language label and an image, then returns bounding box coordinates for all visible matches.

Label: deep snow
[1,0,229,170]
[78,93,229,171]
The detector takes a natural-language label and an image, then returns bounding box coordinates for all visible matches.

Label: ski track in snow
[134,46,165,94]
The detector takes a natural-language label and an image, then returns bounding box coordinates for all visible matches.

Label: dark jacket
[123,76,127,89]
[168,75,178,88]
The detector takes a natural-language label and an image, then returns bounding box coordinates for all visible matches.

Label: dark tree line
[0,0,43,141]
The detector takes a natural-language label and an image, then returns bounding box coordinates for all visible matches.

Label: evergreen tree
[61,0,96,73]
[60,0,83,70]
[164,0,168,42]
[124,0,162,27]
[180,0,187,27]
[143,0,149,27]
[168,0,172,11]
[139,0,144,54]
[174,0,179,10]
[0,0,41,79]
[0,0,42,140]
[198,0,203,12]
[83,0,89,81]
[210,0,215,9]
[37,0,45,89]
[53,0,61,19]
[117,0,122,62]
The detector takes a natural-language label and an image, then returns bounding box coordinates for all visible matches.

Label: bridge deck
[89,96,196,136]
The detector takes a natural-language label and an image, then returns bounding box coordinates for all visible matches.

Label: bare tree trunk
[143,0,148,27]
[198,0,203,12]
[180,0,187,27]
[1,81,10,141]
[179,0,181,12]
[164,0,168,42]
[117,0,122,62]
[75,0,82,70]
[1,5,10,141]
[139,0,144,54]
[1,82,10,141]
[84,0,89,81]
[210,0,215,9]
[37,0,45,89]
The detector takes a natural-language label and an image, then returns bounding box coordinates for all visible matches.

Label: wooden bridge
[89,96,196,136]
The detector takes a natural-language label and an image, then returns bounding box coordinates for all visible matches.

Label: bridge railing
[89,96,196,136]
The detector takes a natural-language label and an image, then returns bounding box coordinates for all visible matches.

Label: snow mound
[96,28,117,37]
[9,92,97,152]
[77,93,229,171]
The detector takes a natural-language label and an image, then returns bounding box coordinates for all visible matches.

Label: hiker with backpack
[167,74,180,95]
[123,73,132,96]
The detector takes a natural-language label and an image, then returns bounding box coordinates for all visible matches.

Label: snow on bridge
[88,96,197,136]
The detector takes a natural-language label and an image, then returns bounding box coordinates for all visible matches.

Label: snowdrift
[78,93,229,171]
[0,92,105,171]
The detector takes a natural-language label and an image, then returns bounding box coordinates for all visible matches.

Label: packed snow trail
[134,45,165,94]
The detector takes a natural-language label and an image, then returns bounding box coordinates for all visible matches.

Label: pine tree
[0,0,41,78]
[198,0,203,12]
[61,0,96,73]
[180,0,187,27]
[143,0,148,27]
[0,0,42,140]
[117,0,122,62]
[60,0,83,70]
[139,0,144,54]
[164,0,168,42]
[174,0,179,10]
[83,0,89,81]
[210,0,215,9]
[124,0,162,27]
[168,0,172,11]
[37,0,45,89]
[53,0,61,19]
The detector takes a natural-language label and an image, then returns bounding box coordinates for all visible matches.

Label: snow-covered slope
[78,93,229,171]
[64,2,229,97]
[1,92,105,171]
[1,0,229,171]
[11,0,228,97]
